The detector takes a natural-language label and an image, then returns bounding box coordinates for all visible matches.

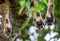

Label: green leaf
[18,6,24,15]
[29,5,45,12]
[25,0,30,7]
[41,0,48,6]
[19,1,25,7]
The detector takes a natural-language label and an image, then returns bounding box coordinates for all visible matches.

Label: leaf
[29,5,45,12]
[25,0,30,7]
[42,0,48,6]
[19,1,25,7]
[18,6,24,15]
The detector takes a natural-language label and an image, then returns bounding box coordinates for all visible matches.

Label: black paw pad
[5,28,11,36]
[36,20,44,29]
[46,17,53,22]
[36,25,43,29]
[36,12,40,16]
[6,19,8,23]
[46,17,53,25]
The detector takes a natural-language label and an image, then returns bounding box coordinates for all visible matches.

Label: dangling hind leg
[1,3,12,37]
[34,11,44,29]
[45,0,55,25]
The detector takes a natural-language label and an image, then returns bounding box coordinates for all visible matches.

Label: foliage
[18,0,30,15]
[18,0,48,15]
[10,0,60,41]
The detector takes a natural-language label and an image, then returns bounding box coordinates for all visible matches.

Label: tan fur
[46,0,54,18]
[45,0,55,25]
[1,3,8,33]
[1,0,12,37]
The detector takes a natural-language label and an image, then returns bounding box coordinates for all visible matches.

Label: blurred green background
[15,0,60,41]
[0,0,58,41]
